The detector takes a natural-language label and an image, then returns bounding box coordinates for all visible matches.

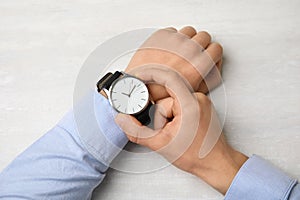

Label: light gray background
[0,0,299,199]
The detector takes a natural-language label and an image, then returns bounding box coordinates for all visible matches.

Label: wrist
[191,141,248,195]
[99,90,108,98]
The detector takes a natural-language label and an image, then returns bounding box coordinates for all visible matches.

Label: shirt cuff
[58,90,128,167]
[225,155,298,200]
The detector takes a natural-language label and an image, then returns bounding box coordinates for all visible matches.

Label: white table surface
[1,0,300,199]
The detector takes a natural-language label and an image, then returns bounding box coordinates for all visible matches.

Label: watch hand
[128,79,133,94]
[129,85,136,97]
[121,92,129,97]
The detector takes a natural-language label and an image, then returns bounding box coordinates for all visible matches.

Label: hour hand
[121,92,129,97]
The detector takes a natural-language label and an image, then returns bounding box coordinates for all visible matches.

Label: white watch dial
[109,76,149,114]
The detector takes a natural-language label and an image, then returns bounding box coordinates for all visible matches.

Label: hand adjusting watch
[97,71,153,125]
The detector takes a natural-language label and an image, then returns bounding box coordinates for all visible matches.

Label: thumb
[154,97,174,130]
[115,113,159,147]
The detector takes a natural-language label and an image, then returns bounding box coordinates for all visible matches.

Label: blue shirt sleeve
[1,91,299,200]
[225,155,300,200]
[0,91,128,199]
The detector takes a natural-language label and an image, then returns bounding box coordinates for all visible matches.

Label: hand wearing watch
[97,71,153,125]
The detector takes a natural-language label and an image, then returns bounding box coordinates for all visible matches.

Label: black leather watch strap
[133,102,153,126]
[96,71,122,92]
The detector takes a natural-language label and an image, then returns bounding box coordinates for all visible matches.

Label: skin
[100,26,222,99]
[116,96,248,194]
[115,26,248,195]
[126,26,223,100]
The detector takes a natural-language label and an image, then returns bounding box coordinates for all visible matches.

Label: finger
[198,58,223,94]
[178,26,197,38]
[216,57,223,72]
[205,42,223,63]
[130,65,196,113]
[154,97,174,130]
[196,42,223,78]
[156,97,174,119]
[191,31,211,49]
[164,27,177,32]
[115,113,173,151]
[115,113,158,147]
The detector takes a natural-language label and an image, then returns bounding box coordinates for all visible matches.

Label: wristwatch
[96,71,153,125]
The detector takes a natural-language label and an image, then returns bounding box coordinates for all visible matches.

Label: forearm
[0,91,128,199]
[192,142,299,199]
[191,140,248,195]
[0,125,105,199]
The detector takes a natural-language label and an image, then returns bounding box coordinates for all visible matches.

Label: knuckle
[165,27,177,32]
[154,29,170,37]
[211,42,223,54]
[196,93,211,105]
[198,31,211,40]
[184,26,196,32]
[128,135,138,144]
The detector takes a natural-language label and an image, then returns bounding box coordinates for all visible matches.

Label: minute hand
[128,85,136,97]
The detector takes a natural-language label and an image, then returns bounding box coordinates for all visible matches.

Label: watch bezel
[108,73,150,115]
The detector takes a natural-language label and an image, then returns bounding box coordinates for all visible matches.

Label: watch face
[109,75,149,114]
